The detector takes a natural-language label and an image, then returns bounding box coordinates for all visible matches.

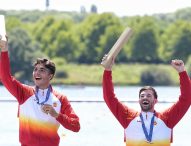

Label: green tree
[172,23,191,62]
[130,17,160,63]
[98,25,127,62]
[34,16,55,46]
[53,30,81,62]
[175,8,191,21]
[160,21,191,62]
[186,55,191,78]
[6,17,22,32]
[33,16,74,58]
[8,28,37,82]
[77,13,121,63]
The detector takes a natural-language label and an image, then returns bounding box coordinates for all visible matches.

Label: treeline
[0,8,191,82]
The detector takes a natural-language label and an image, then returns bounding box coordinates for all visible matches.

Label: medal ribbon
[35,85,51,105]
[140,112,155,143]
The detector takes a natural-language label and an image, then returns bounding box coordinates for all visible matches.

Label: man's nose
[34,70,41,75]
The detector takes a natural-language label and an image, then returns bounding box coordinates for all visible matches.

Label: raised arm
[0,36,33,104]
[0,36,9,81]
[102,54,138,128]
[161,59,191,128]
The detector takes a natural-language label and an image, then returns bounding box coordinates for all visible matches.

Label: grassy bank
[52,63,180,86]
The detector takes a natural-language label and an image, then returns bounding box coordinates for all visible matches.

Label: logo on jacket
[137,120,157,125]
[53,102,57,107]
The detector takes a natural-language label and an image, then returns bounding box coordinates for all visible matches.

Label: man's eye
[33,68,46,72]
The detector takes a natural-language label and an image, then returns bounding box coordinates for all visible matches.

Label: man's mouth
[35,77,42,80]
[142,100,149,105]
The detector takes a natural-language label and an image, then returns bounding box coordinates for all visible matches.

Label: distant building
[90,4,98,13]
[46,0,49,10]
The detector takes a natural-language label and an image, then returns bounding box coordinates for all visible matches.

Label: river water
[0,85,190,146]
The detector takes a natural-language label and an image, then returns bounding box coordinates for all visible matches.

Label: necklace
[34,85,51,105]
[140,112,155,143]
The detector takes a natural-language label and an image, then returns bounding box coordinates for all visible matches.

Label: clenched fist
[171,59,185,73]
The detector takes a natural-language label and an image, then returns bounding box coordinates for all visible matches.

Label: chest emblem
[137,120,157,125]
[53,102,57,107]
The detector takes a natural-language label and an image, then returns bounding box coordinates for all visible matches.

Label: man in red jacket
[0,36,80,146]
[102,55,191,146]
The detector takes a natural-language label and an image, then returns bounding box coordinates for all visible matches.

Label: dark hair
[33,58,56,75]
[139,86,158,99]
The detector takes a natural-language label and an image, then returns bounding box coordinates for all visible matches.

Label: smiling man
[0,36,80,146]
[101,55,191,146]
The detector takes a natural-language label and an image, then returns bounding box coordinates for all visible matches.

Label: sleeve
[161,71,191,128]
[0,57,1,80]
[56,95,80,132]
[102,70,138,128]
[1,51,33,104]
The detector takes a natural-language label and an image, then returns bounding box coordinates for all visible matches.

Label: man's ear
[154,99,158,104]
[49,74,53,80]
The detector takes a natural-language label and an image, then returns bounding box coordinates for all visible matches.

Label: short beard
[140,104,152,112]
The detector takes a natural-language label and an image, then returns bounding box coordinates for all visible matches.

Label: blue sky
[1,0,191,16]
